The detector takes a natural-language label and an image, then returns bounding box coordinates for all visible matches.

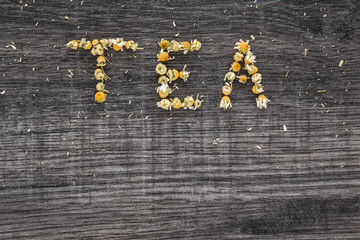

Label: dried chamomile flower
[251,73,262,84]
[97,55,107,67]
[182,96,194,109]
[91,44,104,56]
[155,63,167,75]
[92,39,99,45]
[256,94,270,109]
[166,69,179,82]
[193,94,203,110]
[66,40,79,50]
[95,91,106,103]
[222,83,232,95]
[113,43,123,51]
[100,39,110,48]
[83,40,92,50]
[244,64,258,75]
[157,98,172,110]
[109,38,123,50]
[125,40,134,49]
[170,40,181,52]
[158,50,170,62]
[238,75,248,84]
[94,68,102,77]
[252,83,264,94]
[234,39,249,54]
[171,97,182,109]
[220,96,232,110]
[94,68,109,81]
[79,38,86,48]
[233,52,244,62]
[225,71,236,82]
[111,38,124,44]
[125,40,142,52]
[231,62,241,72]
[96,82,105,91]
[79,38,87,48]
[190,39,201,52]
[159,39,169,50]
[244,51,256,65]
[114,38,125,49]
[158,75,169,84]
[157,83,172,98]
[179,65,190,81]
[181,41,191,54]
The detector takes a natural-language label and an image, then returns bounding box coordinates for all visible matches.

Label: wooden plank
[0,0,359,239]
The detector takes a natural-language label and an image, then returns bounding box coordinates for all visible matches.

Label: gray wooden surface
[1,0,360,239]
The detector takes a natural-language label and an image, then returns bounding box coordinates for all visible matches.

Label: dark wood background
[1,0,359,239]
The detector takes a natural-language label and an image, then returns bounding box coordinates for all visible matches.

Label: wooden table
[1,0,359,239]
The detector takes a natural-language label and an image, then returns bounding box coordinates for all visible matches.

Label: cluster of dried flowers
[155,39,203,110]
[66,38,141,103]
[220,39,270,110]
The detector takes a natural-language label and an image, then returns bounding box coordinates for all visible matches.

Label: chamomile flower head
[222,83,232,96]
[179,65,190,81]
[235,39,249,54]
[190,39,201,51]
[220,96,232,110]
[252,83,264,94]
[157,98,172,110]
[193,94,203,110]
[113,43,123,51]
[109,38,124,49]
[157,83,172,98]
[91,44,104,56]
[170,40,181,52]
[92,39,99,46]
[158,75,169,84]
[251,73,262,84]
[244,51,256,64]
[96,55,107,67]
[96,82,105,91]
[100,39,110,48]
[157,83,172,94]
[159,39,169,50]
[126,41,142,52]
[233,52,244,62]
[114,38,125,45]
[225,71,236,82]
[238,75,248,84]
[171,97,182,109]
[79,38,87,48]
[95,68,105,80]
[256,94,270,109]
[166,69,179,82]
[182,96,195,109]
[181,41,191,54]
[244,64,258,75]
[95,91,106,103]
[66,40,79,50]
[155,63,167,75]
[125,40,134,49]
[158,50,170,62]
[231,62,241,72]
[83,40,92,50]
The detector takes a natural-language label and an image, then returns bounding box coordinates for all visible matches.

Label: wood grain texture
[0,0,360,239]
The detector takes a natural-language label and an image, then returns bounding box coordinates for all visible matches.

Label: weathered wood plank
[0,0,359,239]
